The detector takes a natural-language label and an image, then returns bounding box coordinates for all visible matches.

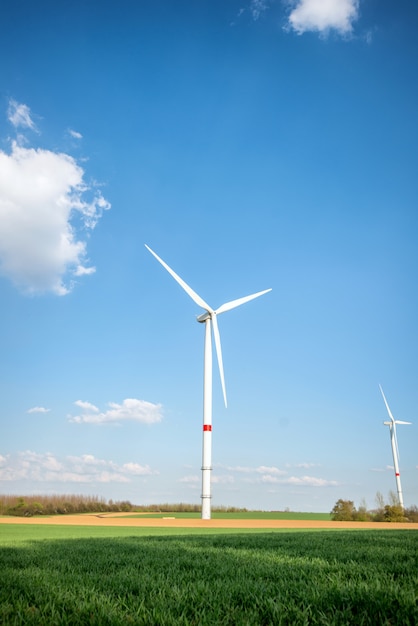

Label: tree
[373,491,386,521]
[331,499,356,521]
[404,505,418,523]
[388,490,400,507]
[375,491,385,510]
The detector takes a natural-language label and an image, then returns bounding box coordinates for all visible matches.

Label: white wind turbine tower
[145,245,271,520]
[379,384,412,509]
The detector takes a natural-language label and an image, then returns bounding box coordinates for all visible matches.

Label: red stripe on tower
[203,425,212,432]
[395,472,400,476]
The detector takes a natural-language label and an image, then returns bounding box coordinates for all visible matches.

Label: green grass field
[1,525,417,625]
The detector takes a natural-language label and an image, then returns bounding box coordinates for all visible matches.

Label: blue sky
[0,0,417,512]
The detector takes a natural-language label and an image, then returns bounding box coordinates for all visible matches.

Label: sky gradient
[0,0,417,512]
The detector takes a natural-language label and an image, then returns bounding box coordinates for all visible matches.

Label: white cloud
[261,474,338,487]
[0,101,110,296]
[250,0,269,20]
[179,475,199,484]
[122,462,155,475]
[232,1,269,25]
[218,464,337,489]
[261,474,282,483]
[287,0,359,35]
[68,129,83,140]
[74,265,96,276]
[0,451,158,483]
[70,398,163,425]
[212,474,235,484]
[226,465,253,473]
[256,465,287,475]
[27,406,50,414]
[74,400,99,413]
[7,99,37,131]
[286,475,338,487]
[0,143,110,295]
[223,465,285,475]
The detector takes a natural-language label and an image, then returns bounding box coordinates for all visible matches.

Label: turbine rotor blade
[216,288,272,315]
[145,245,213,313]
[379,384,395,423]
[395,420,412,425]
[211,313,227,408]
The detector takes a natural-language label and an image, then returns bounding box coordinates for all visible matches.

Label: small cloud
[266,474,335,487]
[364,29,373,45]
[250,0,269,20]
[179,475,199,484]
[261,474,281,483]
[122,462,157,476]
[256,465,287,475]
[73,265,96,276]
[74,400,99,413]
[286,0,359,36]
[232,1,269,25]
[212,474,235,484]
[68,129,83,140]
[226,465,253,473]
[286,475,338,487]
[7,100,37,131]
[27,406,50,414]
[0,450,157,483]
[220,464,337,488]
[70,398,163,425]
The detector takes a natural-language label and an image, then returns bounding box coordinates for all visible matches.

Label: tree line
[0,495,250,517]
[331,492,418,522]
[0,494,133,517]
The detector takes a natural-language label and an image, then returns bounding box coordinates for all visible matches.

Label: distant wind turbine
[145,245,271,519]
[379,384,412,509]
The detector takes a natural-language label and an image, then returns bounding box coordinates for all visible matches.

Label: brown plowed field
[1,514,418,530]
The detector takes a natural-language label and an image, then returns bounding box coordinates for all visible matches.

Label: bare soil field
[1,513,418,530]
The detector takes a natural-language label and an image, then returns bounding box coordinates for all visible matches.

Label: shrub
[383,504,408,523]
[353,505,372,522]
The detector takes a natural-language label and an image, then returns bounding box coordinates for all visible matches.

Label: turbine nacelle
[197,311,212,323]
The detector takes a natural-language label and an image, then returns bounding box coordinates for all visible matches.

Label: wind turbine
[379,384,412,509]
[145,244,271,519]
